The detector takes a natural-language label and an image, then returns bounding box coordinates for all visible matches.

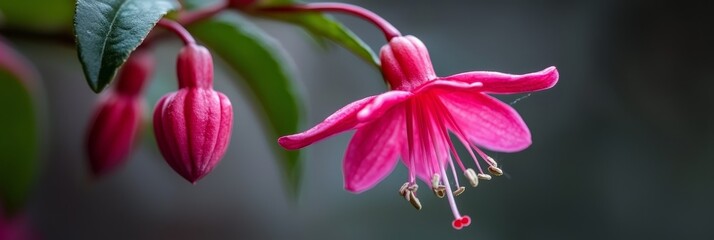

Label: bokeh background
[3,0,714,239]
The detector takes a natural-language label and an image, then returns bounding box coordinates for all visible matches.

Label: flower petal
[443,66,558,94]
[440,92,531,152]
[278,96,374,150]
[279,91,411,150]
[344,107,405,193]
[356,90,412,122]
[413,79,483,95]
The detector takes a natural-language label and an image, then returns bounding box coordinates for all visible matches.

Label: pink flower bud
[153,44,233,184]
[379,35,436,91]
[85,50,153,177]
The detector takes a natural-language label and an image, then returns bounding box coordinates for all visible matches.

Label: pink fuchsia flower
[279,35,558,229]
[86,49,153,177]
[153,44,233,184]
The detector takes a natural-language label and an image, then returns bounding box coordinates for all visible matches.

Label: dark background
[6,0,714,239]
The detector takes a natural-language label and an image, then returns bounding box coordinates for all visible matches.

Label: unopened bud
[86,49,153,177]
[154,44,233,184]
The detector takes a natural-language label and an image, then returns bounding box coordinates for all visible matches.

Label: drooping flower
[279,35,558,229]
[153,44,233,184]
[86,49,153,177]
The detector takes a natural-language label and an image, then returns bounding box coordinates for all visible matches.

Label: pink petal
[344,107,405,193]
[443,66,558,94]
[279,91,412,150]
[440,92,531,152]
[278,96,375,150]
[356,90,412,122]
[412,79,483,94]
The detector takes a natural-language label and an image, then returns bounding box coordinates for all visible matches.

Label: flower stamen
[464,168,479,187]
[477,173,492,180]
[488,165,504,176]
[453,186,466,196]
[399,182,422,210]
[431,174,446,198]
[399,182,421,210]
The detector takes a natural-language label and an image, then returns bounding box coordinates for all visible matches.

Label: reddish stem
[156,19,196,46]
[258,2,402,41]
[179,0,229,25]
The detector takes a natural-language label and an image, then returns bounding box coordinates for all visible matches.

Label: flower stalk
[257,2,402,41]
[156,19,196,46]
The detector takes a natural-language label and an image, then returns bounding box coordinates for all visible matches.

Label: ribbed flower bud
[153,44,233,184]
[85,49,153,177]
[379,35,436,91]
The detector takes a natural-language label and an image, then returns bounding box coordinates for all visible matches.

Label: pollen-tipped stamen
[399,182,410,196]
[431,174,447,198]
[453,186,466,196]
[488,165,504,176]
[431,99,465,193]
[433,96,489,176]
[485,156,498,167]
[408,191,422,210]
[464,168,479,187]
[473,144,502,175]
[478,173,492,180]
[400,182,421,210]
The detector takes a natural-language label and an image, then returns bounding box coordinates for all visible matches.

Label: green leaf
[0,71,38,215]
[74,0,179,93]
[189,15,304,195]
[0,0,74,31]
[252,1,380,68]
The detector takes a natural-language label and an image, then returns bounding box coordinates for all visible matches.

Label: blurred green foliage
[0,70,38,215]
[190,15,304,194]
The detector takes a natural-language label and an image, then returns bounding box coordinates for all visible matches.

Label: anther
[433,186,446,198]
[488,166,503,176]
[453,186,466,196]
[399,182,410,196]
[408,191,422,210]
[431,174,440,188]
[485,156,498,167]
[477,173,492,180]
[408,183,419,192]
[464,168,478,187]
[431,174,446,198]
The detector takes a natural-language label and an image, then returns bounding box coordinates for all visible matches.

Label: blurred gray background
[8,0,714,239]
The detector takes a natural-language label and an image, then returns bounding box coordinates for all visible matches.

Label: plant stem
[156,19,196,46]
[178,0,230,25]
[257,2,402,41]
